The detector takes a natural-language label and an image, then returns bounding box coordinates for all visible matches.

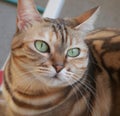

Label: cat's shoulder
[86,28,120,82]
[85,28,120,55]
[86,28,120,41]
[86,28,120,116]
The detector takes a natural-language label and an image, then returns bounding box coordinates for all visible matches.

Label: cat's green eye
[67,48,80,57]
[34,40,50,53]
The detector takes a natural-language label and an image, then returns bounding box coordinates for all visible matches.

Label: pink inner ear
[0,70,3,85]
[17,12,41,28]
[17,0,41,30]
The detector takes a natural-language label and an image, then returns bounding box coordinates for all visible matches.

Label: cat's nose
[53,64,64,73]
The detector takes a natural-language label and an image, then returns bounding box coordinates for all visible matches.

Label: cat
[0,0,119,116]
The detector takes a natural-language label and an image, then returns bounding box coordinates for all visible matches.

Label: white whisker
[70,74,97,115]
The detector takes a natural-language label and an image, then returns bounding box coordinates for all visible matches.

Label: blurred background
[0,0,120,68]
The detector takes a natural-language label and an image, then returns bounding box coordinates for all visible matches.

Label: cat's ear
[74,7,100,33]
[17,0,42,31]
[66,7,100,34]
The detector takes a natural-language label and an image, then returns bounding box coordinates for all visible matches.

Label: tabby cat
[0,0,120,116]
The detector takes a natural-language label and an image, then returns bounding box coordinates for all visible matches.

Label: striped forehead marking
[45,18,68,45]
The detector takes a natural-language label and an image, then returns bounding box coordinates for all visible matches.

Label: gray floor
[0,0,120,68]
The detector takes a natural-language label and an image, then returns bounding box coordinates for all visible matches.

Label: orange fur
[0,0,120,116]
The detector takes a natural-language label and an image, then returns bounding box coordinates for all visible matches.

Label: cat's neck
[3,61,73,115]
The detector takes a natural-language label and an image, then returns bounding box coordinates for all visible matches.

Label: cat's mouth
[53,74,59,79]
[52,73,64,81]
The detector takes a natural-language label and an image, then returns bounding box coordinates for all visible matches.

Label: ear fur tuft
[75,7,100,34]
[17,0,42,31]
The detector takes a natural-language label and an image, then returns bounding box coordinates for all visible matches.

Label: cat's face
[12,20,88,87]
[11,0,99,89]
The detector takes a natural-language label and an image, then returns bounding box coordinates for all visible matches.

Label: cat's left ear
[17,0,42,31]
[75,7,100,33]
[67,7,100,34]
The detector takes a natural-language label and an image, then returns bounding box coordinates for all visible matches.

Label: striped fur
[86,28,120,116]
[1,4,98,116]
[2,18,91,116]
[0,0,120,116]
[1,26,120,116]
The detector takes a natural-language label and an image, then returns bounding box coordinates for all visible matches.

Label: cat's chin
[37,76,70,88]
[41,73,76,88]
[48,69,79,88]
[33,75,71,88]
[47,78,70,88]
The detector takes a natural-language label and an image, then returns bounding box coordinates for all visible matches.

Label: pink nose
[53,64,64,73]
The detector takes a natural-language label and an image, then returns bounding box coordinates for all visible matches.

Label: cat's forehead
[22,19,84,47]
[44,18,67,26]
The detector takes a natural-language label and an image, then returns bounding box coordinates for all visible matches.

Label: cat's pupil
[41,43,43,48]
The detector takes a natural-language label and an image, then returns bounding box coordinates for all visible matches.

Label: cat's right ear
[17,0,42,31]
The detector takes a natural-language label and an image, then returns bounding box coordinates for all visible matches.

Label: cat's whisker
[60,75,82,112]
[65,73,96,104]
[75,74,98,116]
[81,82,95,96]
[77,83,97,116]
[71,75,96,96]
[73,79,96,115]
[63,73,90,112]
[70,75,98,116]
[71,78,92,114]
[62,76,79,101]
[84,73,96,84]
[67,79,83,112]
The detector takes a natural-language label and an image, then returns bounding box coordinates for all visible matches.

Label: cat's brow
[45,18,68,45]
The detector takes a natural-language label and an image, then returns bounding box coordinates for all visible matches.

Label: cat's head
[11,0,99,89]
